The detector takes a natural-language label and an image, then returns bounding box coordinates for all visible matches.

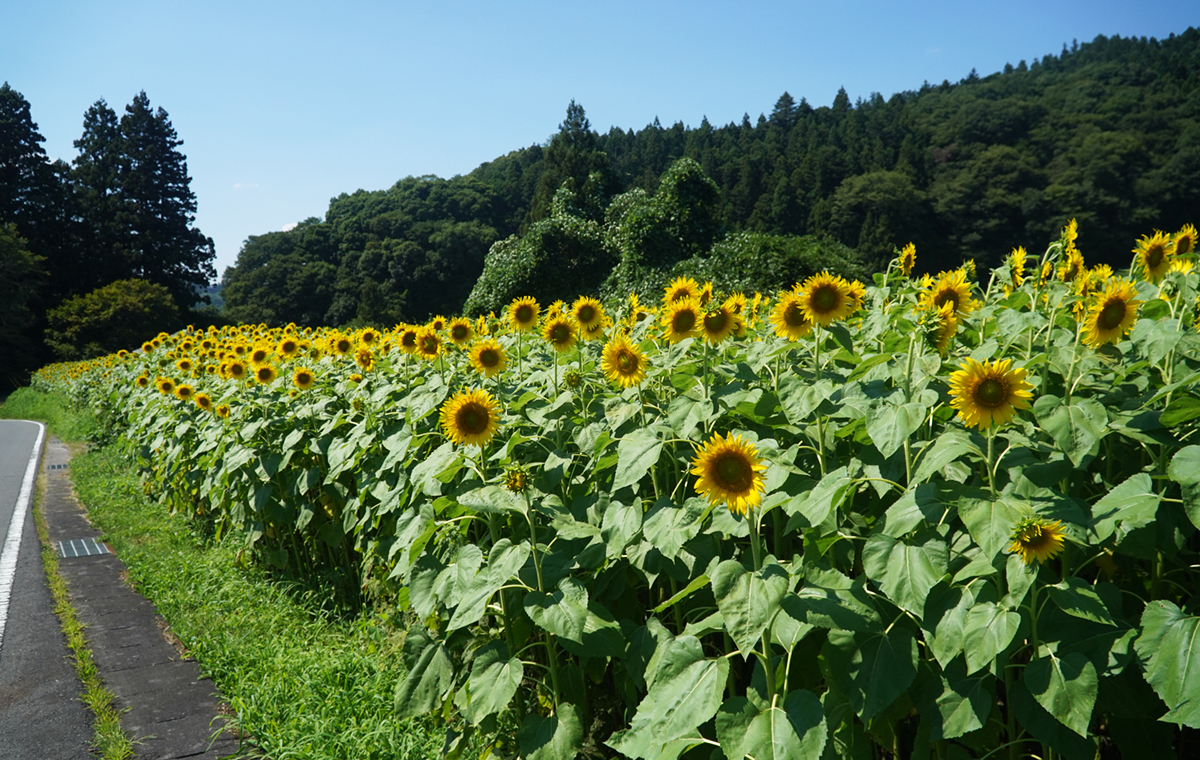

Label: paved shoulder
[0,420,93,760]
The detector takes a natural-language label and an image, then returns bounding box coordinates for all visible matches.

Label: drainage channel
[57,538,111,559]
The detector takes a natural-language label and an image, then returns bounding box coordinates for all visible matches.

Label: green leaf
[865,401,926,459]
[394,627,455,719]
[779,375,837,425]
[457,484,527,515]
[1135,600,1200,727]
[823,628,918,721]
[409,441,462,496]
[1089,473,1160,542]
[518,703,583,760]
[881,484,942,537]
[1160,394,1200,428]
[456,640,523,725]
[958,495,1023,561]
[922,583,974,669]
[447,539,530,631]
[1167,446,1200,531]
[711,559,790,655]
[1046,577,1117,627]
[861,533,947,618]
[642,497,706,560]
[652,574,710,615]
[1024,652,1098,738]
[784,465,853,530]
[601,498,642,559]
[608,636,730,755]
[1132,317,1183,366]
[613,429,663,493]
[961,601,1021,675]
[933,658,993,740]
[1033,395,1107,466]
[791,580,883,633]
[1009,677,1099,759]
[715,690,827,760]
[911,431,973,485]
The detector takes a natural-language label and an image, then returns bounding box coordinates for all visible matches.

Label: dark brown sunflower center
[283,340,298,352]
[451,325,469,341]
[420,337,438,353]
[935,291,959,311]
[784,302,806,327]
[1147,245,1164,268]
[337,340,352,353]
[253,350,268,363]
[673,310,696,333]
[715,454,752,492]
[668,288,690,302]
[1018,526,1050,549]
[974,377,1008,408]
[550,324,572,343]
[479,349,500,367]
[402,333,417,348]
[617,350,638,373]
[257,368,273,381]
[1178,237,1195,256]
[515,305,534,323]
[456,404,489,434]
[577,305,596,324]
[704,310,729,334]
[1098,299,1128,331]
[811,285,840,313]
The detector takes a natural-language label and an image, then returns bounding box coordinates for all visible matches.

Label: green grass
[0,387,97,441]
[68,445,448,760]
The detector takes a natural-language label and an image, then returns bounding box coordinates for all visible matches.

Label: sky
[3,1,1197,280]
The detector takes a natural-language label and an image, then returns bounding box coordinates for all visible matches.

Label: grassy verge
[0,387,96,440]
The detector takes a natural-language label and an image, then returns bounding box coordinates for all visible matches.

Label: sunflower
[249,345,272,365]
[898,243,916,277]
[948,358,1034,430]
[349,373,364,384]
[398,325,420,354]
[572,296,605,331]
[921,269,977,318]
[1057,248,1086,284]
[846,280,867,315]
[601,333,649,388]
[135,375,150,388]
[277,337,301,358]
[691,432,768,517]
[504,464,528,493]
[923,301,958,355]
[1007,516,1067,565]
[1135,230,1174,283]
[330,334,355,357]
[656,298,698,343]
[355,348,374,371]
[293,367,316,390]
[626,293,653,326]
[700,303,741,345]
[1005,247,1027,295]
[156,377,176,396]
[176,358,194,373]
[225,359,248,381]
[254,364,279,385]
[447,318,474,347]
[359,327,381,347]
[769,290,813,340]
[429,315,448,333]
[542,315,577,353]
[664,276,700,305]
[194,392,213,411]
[1083,278,1141,348]
[415,327,442,360]
[469,338,507,377]
[795,272,854,326]
[440,388,501,447]
[508,296,540,332]
[174,384,195,401]
[1174,224,1198,258]
[580,317,609,341]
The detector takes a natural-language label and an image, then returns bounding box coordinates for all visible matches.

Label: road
[0,420,92,759]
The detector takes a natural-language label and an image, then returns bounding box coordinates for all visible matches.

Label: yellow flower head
[571,296,605,331]
[415,327,442,360]
[329,334,355,357]
[769,290,813,341]
[277,336,301,358]
[504,464,528,493]
[176,358,194,373]
[601,333,649,388]
[948,357,1033,430]
[1008,516,1067,565]
[508,296,540,332]
[448,318,474,347]
[254,364,278,385]
[293,367,316,390]
[174,384,194,401]
[194,392,213,411]
[898,243,916,277]
[429,315,447,333]
[1134,230,1174,283]
[440,388,501,447]
[1174,224,1197,258]
[468,338,507,377]
[249,344,273,366]
[797,271,854,326]
[398,325,420,354]
[215,404,231,419]
[1083,278,1141,348]
[661,298,703,343]
[691,432,768,517]
[700,303,742,345]
[358,327,381,348]
[922,269,978,318]
[225,359,248,382]
[542,314,577,353]
[664,276,701,305]
[1005,247,1027,294]
[923,301,958,355]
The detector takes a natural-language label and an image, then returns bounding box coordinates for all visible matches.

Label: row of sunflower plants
[33,221,1200,759]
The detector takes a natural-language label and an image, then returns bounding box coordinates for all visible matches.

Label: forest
[219,28,1200,327]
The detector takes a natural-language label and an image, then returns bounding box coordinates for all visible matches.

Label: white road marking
[0,421,46,660]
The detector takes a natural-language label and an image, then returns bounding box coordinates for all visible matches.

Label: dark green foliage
[44,278,181,361]
[0,224,45,388]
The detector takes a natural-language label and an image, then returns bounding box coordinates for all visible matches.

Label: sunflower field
[33,221,1200,759]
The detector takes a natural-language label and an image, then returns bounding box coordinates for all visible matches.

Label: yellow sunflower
[923,301,958,355]
[398,325,420,354]
[542,315,577,353]
[797,272,854,326]
[898,242,916,277]
[1007,516,1067,565]
[469,338,507,377]
[194,392,213,411]
[174,384,194,401]
[135,375,150,388]
[1005,247,1027,294]
[700,303,741,345]
[440,388,501,447]
[1083,278,1141,348]
[663,276,700,305]
[277,336,301,358]
[254,364,279,385]
[249,345,272,365]
[355,348,374,371]
[215,404,231,419]
[769,290,813,341]
[225,360,248,382]
[359,327,381,347]
[922,269,977,318]
[601,333,649,388]
[1057,248,1086,284]
[293,367,316,390]
[447,318,474,347]
[691,432,768,517]
[429,315,447,333]
[156,377,176,396]
[1174,224,1198,258]
[415,327,442,360]
[1134,230,1174,283]
[330,334,355,357]
[661,298,703,343]
[508,297,540,332]
[176,358,194,373]
[572,296,605,331]
[948,358,1033,430]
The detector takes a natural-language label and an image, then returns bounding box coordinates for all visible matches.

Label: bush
[44,278,181,361]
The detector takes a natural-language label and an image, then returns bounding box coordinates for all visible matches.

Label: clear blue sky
[3,1,1197,279]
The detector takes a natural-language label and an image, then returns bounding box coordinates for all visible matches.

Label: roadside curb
[39,436,240,760]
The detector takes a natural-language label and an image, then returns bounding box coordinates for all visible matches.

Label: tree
[526,101,617,224]
[71,100,127,291]
[0,223,45,388]
[44,278,180,361]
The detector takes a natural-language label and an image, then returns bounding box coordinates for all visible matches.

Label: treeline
[221,28,1200,328]
[0,85,215,387]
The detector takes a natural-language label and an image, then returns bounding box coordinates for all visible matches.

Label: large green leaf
[1131,317,1183,366]
[524,576,589,644]
[394,627,455,719]
[613,428,664,493]
[961,601,1021,675]
[607,635,730,757]
[882,483,942,537]
[1046,577,1117,627]
[784,465,853,530]
[601,498,643,559]
[518,703,583,760]
[1167,445,1200,531]
[1024,652,1098,738]
[922,583,974,669]
[779,375,837,425]
[447,539,530,631]
[865,401,927,459]
[409,440,462,496]
[932,658,993,740]
[715,691,827,760]
[823,628,918,721]
[642,497,706,560]
[861,533,947,617]
[1033,395,1107,466]
[1089,473,1160,542]
[1009,678,1100,759]
[910,430,972,486]
[957,495,1023,561]
[1135,600,1200,727]
[711,559,790,655]
[455,640,523,725]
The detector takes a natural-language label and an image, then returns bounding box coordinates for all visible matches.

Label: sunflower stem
[987,429,997,498]
[748,510,778,704]
[524,496,563,707]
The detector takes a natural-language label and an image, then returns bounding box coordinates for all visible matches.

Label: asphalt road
[0,420,92,760]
